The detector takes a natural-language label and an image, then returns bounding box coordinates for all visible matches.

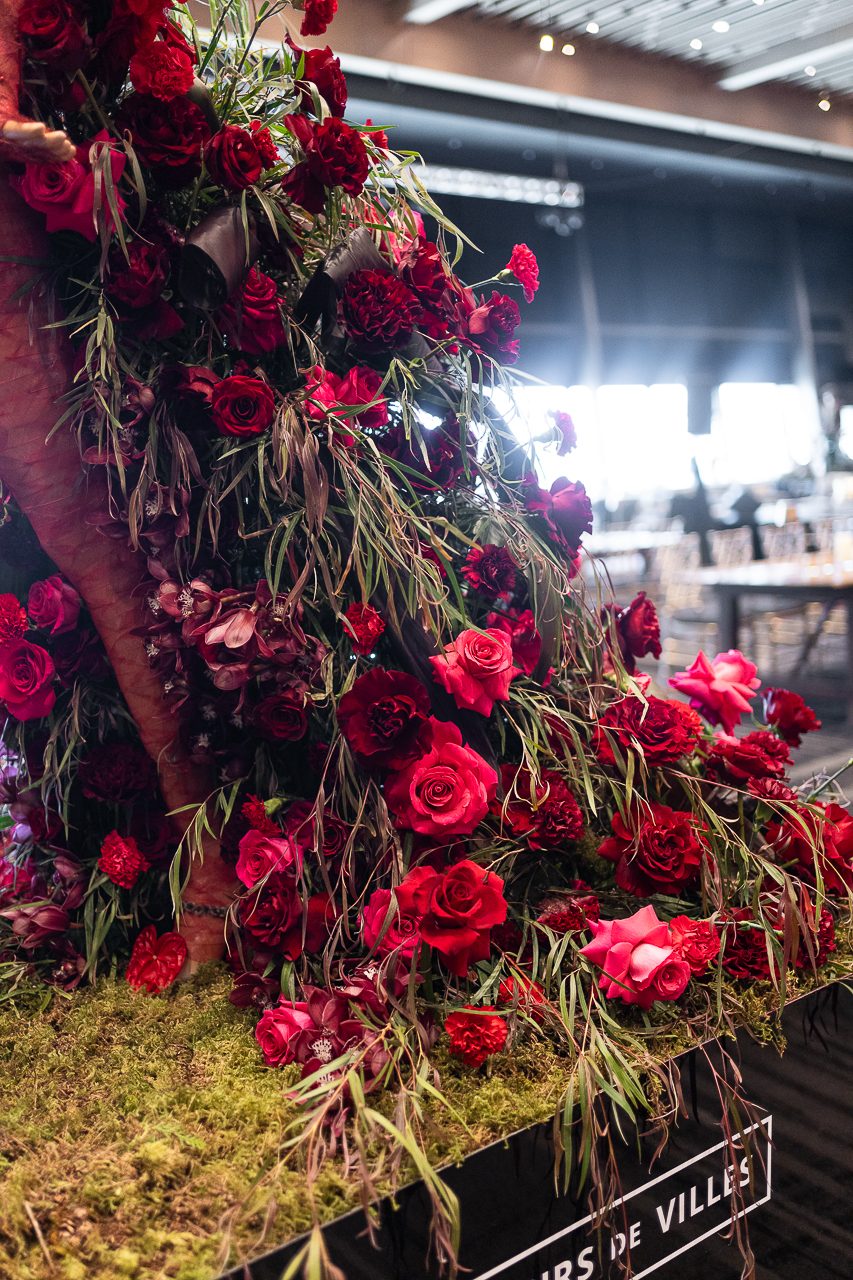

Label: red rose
[461,544,517,598]
[506,244,539,303]
[0,638,55,721]
[239,874,302,947]
[300,0,337,36]
[362,886,420,959]
[118,93,212,188]
[27,575,80,636]
[18,0,90,70]
[445,1007,508,1067]
[159,364,221,430]
[340,269,421,351]
[496,763,584,850]
[429,628,520,717]
[14,133,126,241]
[386,720,497,839]
[205,124,263,191]
[523,474,593,555]
[126,926,188,993]
[467,290,521,361]
[210,376,275,438]
[251,688,308,742]
[597,803,707,898]
[337,667,430,769]
[669,915,721,974]
[107,237,171,311]
[613,591,661,665]
[395,857,507,976]
[305,364,388,433]
[236,829,302,888]
[537,885,599,936]
[98,830,149,889]
[219,269,287,355]
[766,801,853,894]
[129,39,194,100]
[343,602,385,655]
[485,608,542,677]
[0,595,28,641]
[280,892,337,961]
[254,998,313,1066]
[581,904,691,1009]
[283,114,368,213]
[287,38,347,116]
[497,974,546,1020]
[594,695,702,767]
[282,801,351,860]
[669,649,760,735]
[763,687,821,747]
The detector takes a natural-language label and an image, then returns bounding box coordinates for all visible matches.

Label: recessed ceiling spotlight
[586,21,600,33]
[712,19,730,33]
[690,37,703,50]
[539,33,554,51]
[561,41,576,55]
[818,97,831,111]
[804,65,817,76]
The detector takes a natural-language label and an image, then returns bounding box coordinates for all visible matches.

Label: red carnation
[129,39,194,100]
[721,908,776,982]
[551,410,576,455]
[669,915,721,974]
[706,731,790,785]
[337,667,430,769]
[763,687,821,747]
[385,720,498,840]
[300,0,337,36]
[286,38,347,117]
[537,885,600,936]
[496,763,584,849]
[205,124,263,191]
[462,544,517,598]
[126,925,188,993]
[594,695,703,767]
[341,269,420,351]
[612,591,661,667]
[211,376,275,437]
[249,120,280,168]
[0,594,28,641]
[506,243,539,303]
[445,1007,508,1067]
[467,290,521,362]
[747,777,798,804]
[283,114,368,214]
[396,857,506,976]
[430,628,520,717]
[597,804,707,897]
[343,602,385,655]
[766,801,853,894]
[219,269,287,356]
[241,794,280,835]
[98,830,149,889]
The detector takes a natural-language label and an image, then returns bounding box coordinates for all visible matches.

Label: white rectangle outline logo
[474,1115,773,1280]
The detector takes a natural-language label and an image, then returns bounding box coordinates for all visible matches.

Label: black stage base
[221,982,853,1280]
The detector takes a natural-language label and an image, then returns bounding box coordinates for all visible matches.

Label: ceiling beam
[403,0,477,24]
[718,22,853,92]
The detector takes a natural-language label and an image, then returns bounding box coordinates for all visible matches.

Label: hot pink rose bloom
[254,999,313,1067]
[14,131,125,241]
[361,886,420,959]
[384,719,498,837]
[429,628,521,717]
[236,829,302,888]
[580,904,691,1009]
[669,649,760,735]
[27,575,81,635]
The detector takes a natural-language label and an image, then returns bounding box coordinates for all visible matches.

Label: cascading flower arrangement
[0,0,850,1272]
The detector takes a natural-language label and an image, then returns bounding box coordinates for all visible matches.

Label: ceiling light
[712,20,730,33]
[689,37,703,50]
[585,21,599,34]
[818,97,831,111]
[753,0,764,6]
[561,42,576,55]
[804,65,817,76]
[539,33,554,51]
[412,165,584,208]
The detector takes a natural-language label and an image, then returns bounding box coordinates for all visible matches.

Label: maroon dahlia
[462,544,518,599]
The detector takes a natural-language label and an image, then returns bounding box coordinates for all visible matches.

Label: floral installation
[0,0,849,1274]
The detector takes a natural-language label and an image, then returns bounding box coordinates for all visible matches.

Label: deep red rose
[283,114,368,213]
[126,926,188,993]
[523,474,593,555]
[118,93,212,188]
[205,124,263,191]
[211,376,275,438]
[14,133,126,241]
[98,830,149,889]
[462,544,517,598]
[445,1007,508,1067]
[300,0,337,36]
[129,38,194,100]
[386,720,498,839]
[362,886,420,959]
[551,409,576,455]
[26,575,80,636]
[594,695,702,767]
[614,591,662,664]
[485,608,542,677]
[287,38,347,116]
[280,892,337,961]
[669,915,721,974]
[0,638,55,721]
[236,829,301,888]
[248,120,280,168]
[52,627,109,685]
[506,244,539,303]
[467,290,521,362]
[430,628,521,717]
[395,857,506,976]
[18,0,90,70]
[343,602,385,655]
[239,873,302,948]
[763,687,821,747]
[107,237,171,310]
[0,595,27,641]
[160,364,221,430]
[496,763,584,850]
[341,269,420,351]
[766,801,853,894]
[253,688,308,742]
[219,268,287,355]
[706,731,790,785]
[77,743,155,803]
[282,801,351,860]
[597,804,707,897]
[337,667,430,769]
[254,998,313,1066]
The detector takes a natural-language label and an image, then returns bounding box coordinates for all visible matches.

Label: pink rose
[580,904,691,1009]
[384,719,498,837]
[0,638,56,720]
[236,829,302,889]
[14,131,125,241]
[669,649,760,734]
[429,628,521,717]
[27,575,81,635]
[361,886,420,959]
[254,999,313,1067]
